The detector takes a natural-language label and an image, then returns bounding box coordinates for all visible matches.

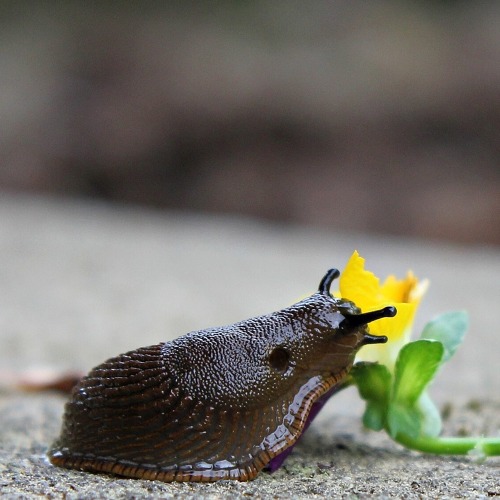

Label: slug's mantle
[48,269,396,482]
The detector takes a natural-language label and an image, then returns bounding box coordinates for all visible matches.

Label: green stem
[393,432,500,456]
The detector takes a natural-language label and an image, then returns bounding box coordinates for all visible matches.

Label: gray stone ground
[0,194,499,498]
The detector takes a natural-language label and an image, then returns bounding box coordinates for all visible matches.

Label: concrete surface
[0,194,499,498]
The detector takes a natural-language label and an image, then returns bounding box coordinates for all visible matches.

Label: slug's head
[317,267,396,349]
[255,267,398,390]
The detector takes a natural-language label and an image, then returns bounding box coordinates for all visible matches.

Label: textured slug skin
[48,291,376,482]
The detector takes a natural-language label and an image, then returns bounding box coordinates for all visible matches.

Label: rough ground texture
[0,195,499,498]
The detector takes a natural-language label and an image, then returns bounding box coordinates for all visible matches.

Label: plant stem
[394,432,500,457]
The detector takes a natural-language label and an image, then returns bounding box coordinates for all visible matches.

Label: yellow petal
[339,251,428,370]
[367,302,416,342]
[380,274,413,302]
[409,278,429,303]
[339,250,381,310]
[381,271,425,304]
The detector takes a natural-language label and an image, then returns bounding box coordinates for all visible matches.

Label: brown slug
[48,268,396,482]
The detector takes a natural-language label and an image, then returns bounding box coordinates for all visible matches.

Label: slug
[48,268,396,482]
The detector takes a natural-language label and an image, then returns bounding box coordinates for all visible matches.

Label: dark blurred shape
[0,1,499,244]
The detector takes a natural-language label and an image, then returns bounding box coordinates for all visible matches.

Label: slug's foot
[48,450,265,482]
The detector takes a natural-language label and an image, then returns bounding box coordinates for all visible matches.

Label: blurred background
[1,1,499,245]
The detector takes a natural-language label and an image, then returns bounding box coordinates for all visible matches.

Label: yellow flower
[339,251,428,369]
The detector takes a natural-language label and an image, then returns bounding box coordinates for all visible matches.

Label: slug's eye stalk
[345,306,397,328]
[318,268,340,296]
[342,306,397,345]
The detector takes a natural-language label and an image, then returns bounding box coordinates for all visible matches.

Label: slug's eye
[268,347,290,373]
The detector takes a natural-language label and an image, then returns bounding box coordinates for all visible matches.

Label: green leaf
[417,391,442,438]
[387,393,442,439]
[385,313,466,439]
[420,311,468,362]
[362,402,386,431]
[387,403,421,438]
[352,362,391,401]
[351,362,392,431]
[392,340,444,406]
[387,340,444,438]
